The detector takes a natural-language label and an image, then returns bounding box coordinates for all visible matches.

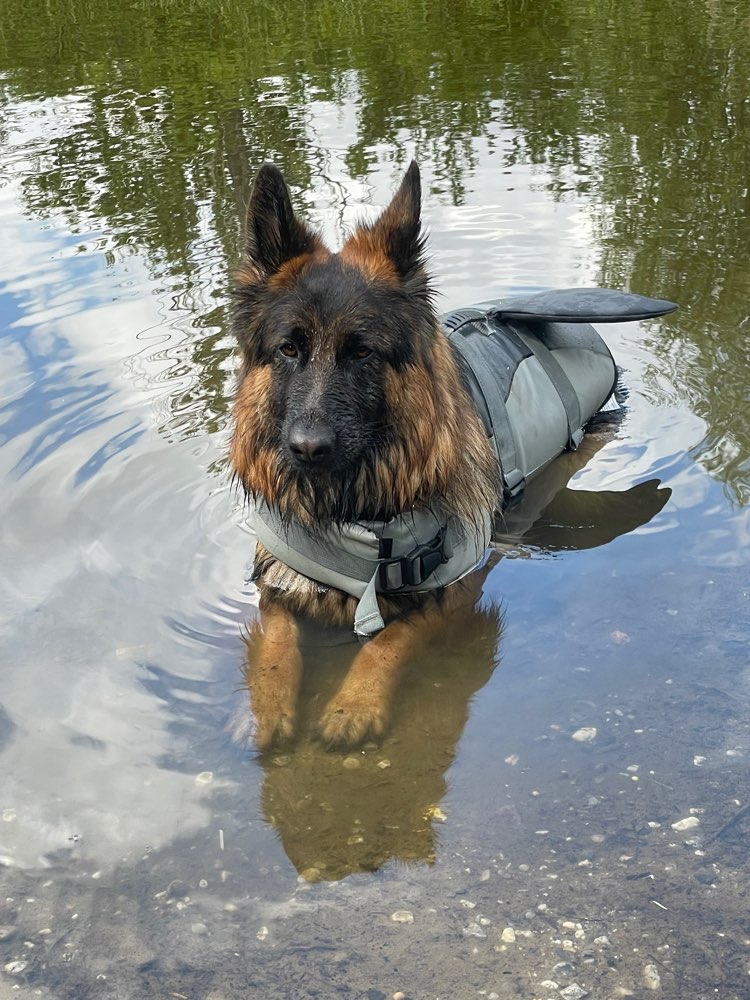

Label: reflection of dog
[231,162,498,750]
[256,561,502,881]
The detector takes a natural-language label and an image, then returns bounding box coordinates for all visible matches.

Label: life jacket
[250,288,677,635]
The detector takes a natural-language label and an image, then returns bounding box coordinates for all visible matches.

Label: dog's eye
[279,342,299,359]
[351,345,372,360]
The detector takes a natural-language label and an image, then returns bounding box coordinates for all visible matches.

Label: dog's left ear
[367,161,428,288]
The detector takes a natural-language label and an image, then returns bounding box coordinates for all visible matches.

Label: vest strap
[506,322,584,450]
[250,502,490,636]
[448,322,527,504]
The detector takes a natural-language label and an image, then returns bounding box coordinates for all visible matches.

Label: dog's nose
[288,422,335,464]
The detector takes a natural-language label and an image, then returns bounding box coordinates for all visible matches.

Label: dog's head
[231,162,497,525]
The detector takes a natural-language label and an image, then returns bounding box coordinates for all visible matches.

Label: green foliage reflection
[0,0,747,499]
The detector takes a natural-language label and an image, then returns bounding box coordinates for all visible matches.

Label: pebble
[393,993,405,1000]
[191,922,208,936]
[390,910,414,924]
[643,963,661,990]
[342,756,361,770]
[462,921,487,939]
[671,816,700,831]
[0,926,16,942]
[552,961,577,979]
[4,961,27,975]
[460,899,476,909]
[500,927,516,943]
[256,926,269,941]
[167,879,190,899]
[560,986,589,1000]
[195,771,213,784]
[572,727,597,742]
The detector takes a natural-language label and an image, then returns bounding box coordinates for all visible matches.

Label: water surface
[1,1,749,997]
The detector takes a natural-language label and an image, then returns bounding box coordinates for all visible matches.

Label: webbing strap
[509,322,584,449]
[449,330,526,503]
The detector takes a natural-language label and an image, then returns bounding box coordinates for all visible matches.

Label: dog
[231,161,501,750]
[229,161,672,752]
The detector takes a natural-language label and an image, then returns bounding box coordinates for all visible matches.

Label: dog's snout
[288,421,335,465]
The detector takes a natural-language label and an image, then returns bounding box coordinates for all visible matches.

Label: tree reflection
[1,0,747,499]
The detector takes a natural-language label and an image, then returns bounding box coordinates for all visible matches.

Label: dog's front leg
[317,612,432,749]
[242,599,303,751]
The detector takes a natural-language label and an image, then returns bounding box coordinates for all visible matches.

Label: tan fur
[230,365,278,499]
[379,335,498,521]
[339,234,399,284]
[268,247,331,290]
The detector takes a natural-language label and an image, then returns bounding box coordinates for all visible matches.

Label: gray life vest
[251,287,677,635]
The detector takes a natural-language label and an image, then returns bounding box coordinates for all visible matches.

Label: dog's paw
[317,699,387,750]
[254,707,296,752]
[228,699,295,752]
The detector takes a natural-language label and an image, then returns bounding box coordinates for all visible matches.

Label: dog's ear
[366,161,427,286]
[245,164,320,278]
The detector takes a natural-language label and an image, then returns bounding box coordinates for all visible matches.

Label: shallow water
[1,1,749,997]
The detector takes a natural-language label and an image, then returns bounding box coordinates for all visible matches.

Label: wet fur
[231,162,500,748]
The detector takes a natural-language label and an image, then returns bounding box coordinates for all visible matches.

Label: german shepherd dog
[231,161,503,751]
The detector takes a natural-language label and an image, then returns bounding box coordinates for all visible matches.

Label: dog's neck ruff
[251,500,491,636]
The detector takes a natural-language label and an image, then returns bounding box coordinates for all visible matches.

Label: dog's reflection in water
[235,432,671,881]
[253,562,500,882]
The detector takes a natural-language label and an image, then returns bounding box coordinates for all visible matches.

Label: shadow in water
[243,431,671,881]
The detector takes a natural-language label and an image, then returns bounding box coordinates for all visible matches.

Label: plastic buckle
[502,469,526,510]
[568,427,585,451]
[379,532,445,591]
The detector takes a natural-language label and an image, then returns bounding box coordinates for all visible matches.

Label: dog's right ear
[245,165,320,278]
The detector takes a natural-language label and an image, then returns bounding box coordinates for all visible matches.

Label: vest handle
[492,288,677,324]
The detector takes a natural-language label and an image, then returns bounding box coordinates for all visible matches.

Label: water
[0,1,749,997]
